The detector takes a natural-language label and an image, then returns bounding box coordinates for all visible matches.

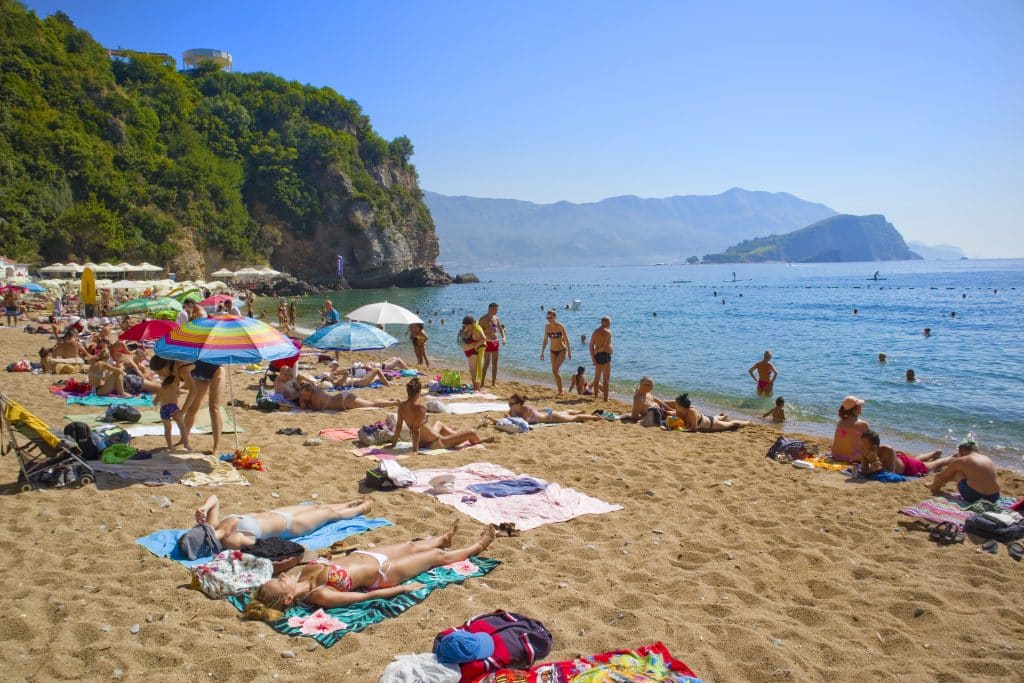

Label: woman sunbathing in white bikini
[243,522,494,620]
[177,495,373,559]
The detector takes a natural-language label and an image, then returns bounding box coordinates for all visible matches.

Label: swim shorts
[123,373,143,395]
[485,340,500,353]
[160,403,179,420]
[757,380,770,391]
[464,348,478,357]
[958,479,1000,504]
[895,452,928,477]
[594,351,612,365]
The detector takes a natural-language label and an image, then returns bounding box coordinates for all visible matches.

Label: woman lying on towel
[505,393,602,424]
[295,380,399,411]
[391,378,495,452]
[177,495,373,559]
[325,365,391,388]
[674,393,751,432]
[243,522,494,619]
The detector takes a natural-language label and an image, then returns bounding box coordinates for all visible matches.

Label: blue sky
[22,0,1024,257]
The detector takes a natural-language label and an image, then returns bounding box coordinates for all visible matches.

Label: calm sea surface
[263,260,1024,470]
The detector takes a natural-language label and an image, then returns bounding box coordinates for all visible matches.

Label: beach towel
[863,470,910,484]
[804,456,849,472]
[900,494,1018,530]
[318,427,361,442]
[226,556,498,647]
[410,462,623,531]
[64,392,154,407]
[429,392,501,401]
[467,478,547,498]
[136,515,391,568]
[478,641,702,682]
[443,402,509,415]
[350,442,485,460]
[64,406,242,436]
[91,451,249,487]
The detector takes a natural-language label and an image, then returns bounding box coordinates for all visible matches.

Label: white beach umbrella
[210,268,235,278]
[137,262,162,273]
[39,263,66,273]
[345,301,423,326]
[106,279,150,290]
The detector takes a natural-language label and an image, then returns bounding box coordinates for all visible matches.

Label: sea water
[270,259,1024,470]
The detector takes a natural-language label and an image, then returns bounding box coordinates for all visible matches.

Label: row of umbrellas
[39,262,162,274]
[210,266,281,279]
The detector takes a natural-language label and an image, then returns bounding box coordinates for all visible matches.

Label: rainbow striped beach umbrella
[153,315,297,365]
[154,316,298,451]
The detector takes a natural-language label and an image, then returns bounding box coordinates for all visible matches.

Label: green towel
[101,444,138,464]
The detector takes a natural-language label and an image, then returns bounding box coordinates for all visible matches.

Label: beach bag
[766,436,809,461]
[102,404,142,423]
[963,512,1024,542]
[434,611,552,679]
[494,417,530,434]
[640,407,665,428]
[64,421,100,461]
[191,550,273,599]
[91,425,131,452]
[441,370,462,388]
[358,421,394,446]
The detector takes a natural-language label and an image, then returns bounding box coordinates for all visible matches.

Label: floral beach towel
[227,556,499,647]
[899,494,1017,529]
[476,641,702,682]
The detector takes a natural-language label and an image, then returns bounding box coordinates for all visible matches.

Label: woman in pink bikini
[242,522,495,619]
[831,395,870,463]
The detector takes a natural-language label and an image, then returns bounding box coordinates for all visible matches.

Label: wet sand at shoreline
[0,326,1022,681]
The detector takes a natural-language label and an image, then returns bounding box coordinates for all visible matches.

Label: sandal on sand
[1008,542,1023,562]
[980,539,999,554]
[929,522,964,545]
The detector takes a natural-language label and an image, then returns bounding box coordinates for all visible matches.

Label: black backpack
[63,421,100,461]
[363,465,397,491]
[108,404,142,423]
[964,513,1024,542]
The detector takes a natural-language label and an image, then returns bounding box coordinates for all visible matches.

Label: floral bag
[191,550,273,599]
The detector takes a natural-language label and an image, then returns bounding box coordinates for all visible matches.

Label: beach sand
[0,326,1021,682]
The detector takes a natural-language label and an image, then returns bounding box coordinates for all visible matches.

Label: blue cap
[434,630,495,664]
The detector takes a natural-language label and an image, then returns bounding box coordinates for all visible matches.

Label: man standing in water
[748,350,778,396]
[479,302,506,387]
[589,316,613,401]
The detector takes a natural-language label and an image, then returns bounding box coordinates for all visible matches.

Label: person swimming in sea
[762,396,786,422]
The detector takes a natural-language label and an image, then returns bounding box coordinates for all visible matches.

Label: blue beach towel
[227,556,500,647]
[136,515,391,567]
[863,470,911,484]
[67,393,154,407]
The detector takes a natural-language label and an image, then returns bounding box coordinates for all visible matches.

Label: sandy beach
[0,325,1021,682]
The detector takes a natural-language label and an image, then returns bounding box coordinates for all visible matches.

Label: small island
[702,214,922,263]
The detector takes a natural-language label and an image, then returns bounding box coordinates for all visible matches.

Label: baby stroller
[0,393,94,491]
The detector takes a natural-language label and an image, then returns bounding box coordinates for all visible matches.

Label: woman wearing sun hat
[831,395,869,462]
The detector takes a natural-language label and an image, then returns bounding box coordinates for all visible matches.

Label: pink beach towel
[319,428,361,442]
[409,462,623,530]
[899,494,1017,529]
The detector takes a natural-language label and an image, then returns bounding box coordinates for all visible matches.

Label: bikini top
[548,331,563,339]
[312,557,353,592]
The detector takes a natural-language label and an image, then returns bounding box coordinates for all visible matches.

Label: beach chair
[0,393,94,491]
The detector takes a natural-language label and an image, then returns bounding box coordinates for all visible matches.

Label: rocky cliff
[0,1,448,288]
[703,214,921,263]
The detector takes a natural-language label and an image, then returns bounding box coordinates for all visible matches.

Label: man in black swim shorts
[589,316,613,401]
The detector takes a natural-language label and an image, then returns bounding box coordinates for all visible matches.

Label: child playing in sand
[763,396,786,422]
[155,361,187,451]
[568,366,592,395]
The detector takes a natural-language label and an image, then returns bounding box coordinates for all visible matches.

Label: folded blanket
[350,442,484,460]
[65,392,154,407]
[91,452,249,487]
[136,515,391,567]
[900,494,1018,529]
[226,556,498,647]
[410,462,622,530]
[319,427,360,442]
[485,641,702,682]
[467,477,547,498]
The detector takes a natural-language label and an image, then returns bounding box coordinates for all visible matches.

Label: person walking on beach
[748,350,777,396]
[244,290,254,318]
[287,300,296,329]
[459,316,487,391]
[589,316,613,401]
[540,310,571,394]
[409,323,430,367]
[478,303,505,387]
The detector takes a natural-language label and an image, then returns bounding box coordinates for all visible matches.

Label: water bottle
[161,469,172,485]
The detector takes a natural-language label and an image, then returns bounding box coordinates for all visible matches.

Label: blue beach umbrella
[24,283,46,293]
[303,321,398,352]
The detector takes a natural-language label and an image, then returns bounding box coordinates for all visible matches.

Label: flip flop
[929,522,964,545]
[1008,542,1023,562]
[980,539,999,554]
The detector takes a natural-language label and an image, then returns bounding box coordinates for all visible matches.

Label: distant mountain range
[906,241,966,260]
[703,214,921,263]
[424,188,837,269]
